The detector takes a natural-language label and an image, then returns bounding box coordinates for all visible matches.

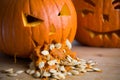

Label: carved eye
[58,3,71,16]
[81,0,95,17]
[22,13,43,27]
[112,0,120,10]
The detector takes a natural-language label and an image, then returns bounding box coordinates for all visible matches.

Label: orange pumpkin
[0,0,77,57]
[72,0,120,47]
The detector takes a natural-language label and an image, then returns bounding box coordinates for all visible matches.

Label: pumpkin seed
[41,50,49,56]
[57,72,65,79]
[47,60,57,66]
[86,69,94,72]
[26,69,31,74]
[63,49,66,53]
[59,66,66,72]
[33,71,41,78]
[50,44,55,50]
[55,43,62,49]
[7,73,17,77]
[70,70,79,75]
[43,71,51,77]
[66,39,72,49]
[2,68,14,74]
[49,69,57,74]
[38,61,45,69]
[29,70,35,75]
[93,68,101,72]
[15,70,24,74]
[67,72,72,76]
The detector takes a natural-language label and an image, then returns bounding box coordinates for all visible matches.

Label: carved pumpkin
[72,0,120,47]
[0,0,77,57]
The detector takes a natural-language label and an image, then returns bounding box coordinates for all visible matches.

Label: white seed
[38,62,45,69]
[55,43,62,49]
[26,69,31,74]
[76,57,80,61]
[80,59,86,63]
[49,44,55,50]
[29,70,35,75]
[49,69,57,74]
[59,66,66,72]
[29,62,35,69]
[70,70,79,75]
[41,50,49,56]
[52,75,60,79]
[48,60,57,66]
[63,49,66,53]
[90,62,96,66]
[71,59,79,65]
[2,68,14,74]
[43,71,51,77]
[71,66,76,69]
[80,69,87,73]
[93,68,101,72]
[66,39,72,49]
[67,55,73,60]
[67,56,72,62]
[67,72,72,76]
[33,71,41,78]
[47,55,51,61]
[87,60,94,64]
[86,69,94,72]
[15,70,24,74]
[57,72,65,79]
[7,73,18,77]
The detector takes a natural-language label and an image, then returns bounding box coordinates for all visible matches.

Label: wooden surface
[0,41,120,80]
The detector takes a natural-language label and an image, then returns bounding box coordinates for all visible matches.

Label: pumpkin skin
[72,0,120,47]
[0,0,77,57]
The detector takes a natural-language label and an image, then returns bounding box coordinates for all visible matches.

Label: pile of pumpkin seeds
[26,57,101,79]
[25,39,101,79]
[0,39,101,79]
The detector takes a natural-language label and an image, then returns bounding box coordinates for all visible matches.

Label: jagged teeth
[104,34,111,40]
[112,33,120,39]
[89,31,95,38]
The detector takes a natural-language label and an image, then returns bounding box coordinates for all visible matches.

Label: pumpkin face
[0,0,77,57]
[72,0,120,47]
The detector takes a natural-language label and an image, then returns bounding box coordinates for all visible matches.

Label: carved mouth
[87,29,120,40]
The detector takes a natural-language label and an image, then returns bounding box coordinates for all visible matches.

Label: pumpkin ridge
[1,0,16,54]
[0,0,11,52]
[54,0,64,42]
[53,0,63,43]
[11,0,18,54]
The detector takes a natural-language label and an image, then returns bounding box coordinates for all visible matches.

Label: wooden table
[0,41,120,80]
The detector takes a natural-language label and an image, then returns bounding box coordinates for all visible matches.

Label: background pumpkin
[0,0,77,58]
[72,0,120,47]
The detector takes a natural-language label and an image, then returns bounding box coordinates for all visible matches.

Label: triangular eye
[49,24,56,35]
[58,3,71,16]
[22,13,43,27]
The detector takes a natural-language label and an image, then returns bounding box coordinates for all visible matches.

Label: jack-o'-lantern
[0,0,77,58]
[72,0,120,47]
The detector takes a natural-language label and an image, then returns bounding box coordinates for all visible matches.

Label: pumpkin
[0,0,77,58]
[72,0,120,47]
